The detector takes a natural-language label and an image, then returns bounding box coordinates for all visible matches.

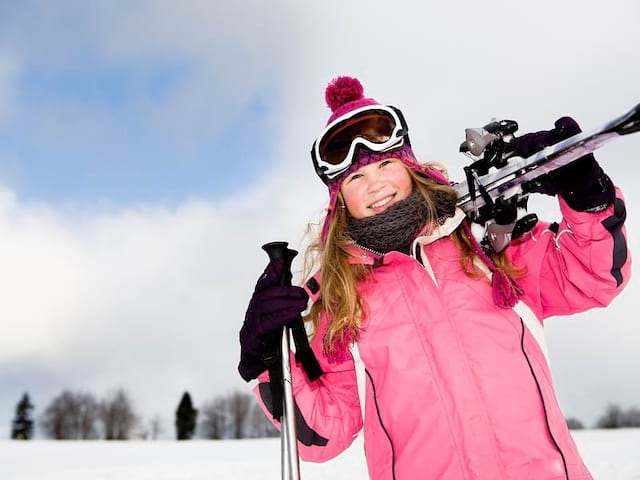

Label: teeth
[370,195,393,209]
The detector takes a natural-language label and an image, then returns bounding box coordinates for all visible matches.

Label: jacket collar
[415,208,466,246]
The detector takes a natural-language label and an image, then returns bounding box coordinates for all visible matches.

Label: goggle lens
[319,111,396,165]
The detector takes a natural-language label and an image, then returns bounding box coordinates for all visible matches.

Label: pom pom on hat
[323,75,379,125]
[325,76,365,112]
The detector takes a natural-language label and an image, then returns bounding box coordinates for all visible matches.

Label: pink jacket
[255,192,630,479]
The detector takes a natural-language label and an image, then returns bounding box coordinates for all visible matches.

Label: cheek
[394,170,413,200]
[340,185,367,219]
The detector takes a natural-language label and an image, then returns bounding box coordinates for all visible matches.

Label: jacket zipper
[365,369,397,480]
[519,318,569,480]
[355,243,384,258]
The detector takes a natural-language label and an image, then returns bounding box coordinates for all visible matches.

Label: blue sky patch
[1,62,276,205]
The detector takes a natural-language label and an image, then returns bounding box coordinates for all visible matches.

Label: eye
[347,172,363,183]
[379,159,394,168]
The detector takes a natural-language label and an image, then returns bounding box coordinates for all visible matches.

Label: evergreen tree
[11,393,34,440]
[175,392,198,440]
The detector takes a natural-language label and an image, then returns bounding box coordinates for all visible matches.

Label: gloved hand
[238,258,309,382]
[511,116,615,212]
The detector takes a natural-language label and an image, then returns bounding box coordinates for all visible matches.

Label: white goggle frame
[311,104,409,183]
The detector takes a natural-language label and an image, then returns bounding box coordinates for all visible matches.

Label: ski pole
[262,241,301,480]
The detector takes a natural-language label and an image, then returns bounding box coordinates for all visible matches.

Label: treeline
[566,404,640,430]
[593,404,640,429]
[10,389,277,440]
[13,390,639,440]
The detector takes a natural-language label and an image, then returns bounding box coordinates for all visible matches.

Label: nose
[366,170,385,194]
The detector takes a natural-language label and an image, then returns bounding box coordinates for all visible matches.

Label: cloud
[0,167,324,437]
[2,1,304,141]
[1,0,640,438]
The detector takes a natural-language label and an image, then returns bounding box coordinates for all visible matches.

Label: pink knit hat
[318,76,449,240]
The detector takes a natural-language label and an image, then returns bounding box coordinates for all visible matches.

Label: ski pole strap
[291,316,323,382]
[265,319,323,421]
[267,351,284,420]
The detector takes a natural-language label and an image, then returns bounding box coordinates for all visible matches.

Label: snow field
[1,429,639,480]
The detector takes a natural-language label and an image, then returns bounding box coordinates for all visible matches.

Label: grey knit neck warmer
[345,189,455,255]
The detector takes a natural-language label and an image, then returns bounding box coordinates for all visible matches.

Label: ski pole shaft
[261,241,301,480]
[282,327,298,479]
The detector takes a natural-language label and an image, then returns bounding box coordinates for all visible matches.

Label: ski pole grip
[262,241,298,287]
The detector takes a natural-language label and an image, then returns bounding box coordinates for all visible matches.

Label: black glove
[238,258,309,382]
[511,117,615,212]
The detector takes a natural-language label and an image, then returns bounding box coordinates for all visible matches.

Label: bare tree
[41,391,73,439]
[200,390,277,439]
[565,417,584,430]
[228,390,252,439]
[76,392,100,439]
[596,404,626,429]
[200,397,228,439]
[149,415,163,440]
[624,407,640,427]
[245,402,279,438]
[40,391,99,439]
[99,388,139,440]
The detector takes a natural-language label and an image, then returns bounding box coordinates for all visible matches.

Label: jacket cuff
[559,173,615,212]
[559,185,623,225]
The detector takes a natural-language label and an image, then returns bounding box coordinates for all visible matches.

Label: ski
[454,103,640,219]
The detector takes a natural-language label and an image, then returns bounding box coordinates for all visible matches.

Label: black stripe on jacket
[601,197,628,287]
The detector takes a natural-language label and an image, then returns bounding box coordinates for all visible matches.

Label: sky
[0,0,639,439]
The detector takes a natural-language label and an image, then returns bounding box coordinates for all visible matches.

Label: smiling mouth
[369,194,395,209]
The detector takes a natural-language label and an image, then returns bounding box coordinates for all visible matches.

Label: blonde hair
[304,163,524,355]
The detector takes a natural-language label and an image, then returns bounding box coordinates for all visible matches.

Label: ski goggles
[311,105,410,184]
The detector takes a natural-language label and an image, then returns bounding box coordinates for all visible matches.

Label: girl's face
[340,158,413,219]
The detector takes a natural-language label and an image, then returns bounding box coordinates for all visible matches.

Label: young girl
[238,76,630,479]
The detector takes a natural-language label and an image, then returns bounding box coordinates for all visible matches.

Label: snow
[1,429,639,479]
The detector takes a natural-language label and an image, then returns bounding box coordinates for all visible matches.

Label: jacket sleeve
[252,311,363,463]
[509,187,631,321]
